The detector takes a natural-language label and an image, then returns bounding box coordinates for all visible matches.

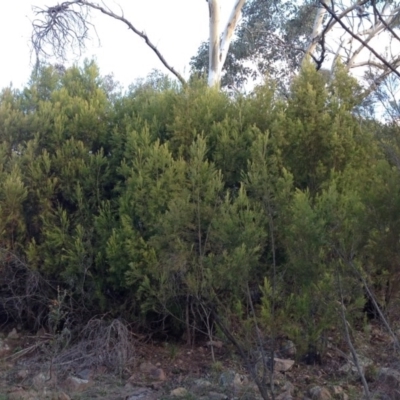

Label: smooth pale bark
[218,0,246,76]
[208,0,222,87]
[305,1,328,58]
[208,0,246,87]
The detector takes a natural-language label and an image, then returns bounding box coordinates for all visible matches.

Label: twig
[211,308,271,400]
[336,269,371,400]
[32,1,186,86]
[320,1,400,78]
[347,260,400,351]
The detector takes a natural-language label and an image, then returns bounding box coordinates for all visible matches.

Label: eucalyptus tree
[31,0,246,88]
[192,0,400,96]
[31,0,400,92]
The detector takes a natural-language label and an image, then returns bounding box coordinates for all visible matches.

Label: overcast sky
[0,0,233,90]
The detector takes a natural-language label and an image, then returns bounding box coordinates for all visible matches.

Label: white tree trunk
[208,0,246,87]
[208,0,222,87]
[304,0,329,59]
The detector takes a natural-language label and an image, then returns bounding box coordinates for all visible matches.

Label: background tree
[192,0,400,99]
[32,0,400,97]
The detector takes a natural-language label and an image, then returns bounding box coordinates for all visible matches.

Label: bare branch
[350,60,386,69]
[307,0,370,58]
[31,1,186,86]
[372,0,400,43]
[319,0,400,79]
[219,0,246,74]
[336,270,371,400]
[32,1,92,61]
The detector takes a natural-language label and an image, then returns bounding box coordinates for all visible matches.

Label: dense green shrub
[0,60,398,359]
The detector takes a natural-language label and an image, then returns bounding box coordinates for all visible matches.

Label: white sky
[0,0,233,90]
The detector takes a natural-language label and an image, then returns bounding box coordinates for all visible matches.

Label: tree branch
[219,0,246,75]
[32,0,187,86]
[319,0,400,79]
[336,269,371,400]
[371,0,400,43]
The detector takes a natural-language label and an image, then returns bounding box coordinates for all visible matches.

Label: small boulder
[206,392,228,400]
[7,328,20,340]
[206,340,224,349]
[16,369,30,381]
[332,385,348,400]
[139,361,166,381]
[274,358,295,372]
[126,387,158,400]
[276,393,293,400]
[170,387,188,397]
[58,392,71,400]
[193,378,212,388]
[309,386,332,400]
[76,368,92,380]
[219,370,235,387]
[378,367,400,388]
[32,371,57,390]
[280,340,297,358]
[233,373,249,387]
[8,388,39,400]
[339,353,373,374]
[191,378,212,396]
[0,338,11,358]
[64,376,93,392]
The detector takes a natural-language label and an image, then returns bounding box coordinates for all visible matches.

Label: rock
[57,392,71,400]
[274,358,295,372]
[282,381,295,394]
[0,338,11,357]
[16,369,30,381]
[191,378,212,395]
[309,386,332,400]
[394,390,400,400]
[150,368,166,381]
[8,388,39,400]
[32,372,57,389]
[126,387,158,400]
[276,392,294,400]
[219,370,236,386]
[139,361,155,373]
[170,387,188,397]
[7,328,20,340]
[206,340,224,349]
[63,375,93,392]
[280,340,297,358]
[332,385,342,395]
[193,378,212,388]
[139,362,167,381]
[339,353,373,374]
[378,367,400,388]
[233,372,249,387]
[75,368,92,380]
[206,392,228,400]
[36,327,48,337]
[332,385,348,400]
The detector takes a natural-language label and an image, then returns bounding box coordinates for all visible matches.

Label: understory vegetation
[1,60,399,371]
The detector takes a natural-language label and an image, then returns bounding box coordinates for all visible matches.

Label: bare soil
[0,319,399,399]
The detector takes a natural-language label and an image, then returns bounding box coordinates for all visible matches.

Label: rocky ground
[0,321,399,400]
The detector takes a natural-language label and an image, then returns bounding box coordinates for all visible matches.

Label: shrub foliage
[1,61,399,359]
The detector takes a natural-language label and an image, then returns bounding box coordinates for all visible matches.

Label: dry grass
[3,317,136,387]
[52,318,136,374]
